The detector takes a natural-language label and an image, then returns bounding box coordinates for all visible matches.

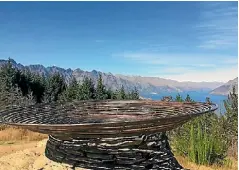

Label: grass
[177,155,238,170]
[170,114,230,166]
[0,126,47,144]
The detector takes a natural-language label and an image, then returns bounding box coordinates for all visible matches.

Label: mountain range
[210,77,238,95]
[0,59,229,95]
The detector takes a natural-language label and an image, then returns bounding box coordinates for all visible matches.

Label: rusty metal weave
[0,100,217,137]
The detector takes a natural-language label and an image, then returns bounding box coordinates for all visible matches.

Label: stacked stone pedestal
[45,132,184,170]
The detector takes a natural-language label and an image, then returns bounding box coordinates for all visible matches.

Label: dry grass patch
[177,155,238,170]
[0,126,47,144]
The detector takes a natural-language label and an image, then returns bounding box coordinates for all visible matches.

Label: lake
[141,91,228,114]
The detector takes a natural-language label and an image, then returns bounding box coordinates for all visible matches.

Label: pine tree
[96,74,107,100]
[119,86,126,99]
[112,90,118,99]
[129,87,139,100]
[0,59,17,91]
[29,73,46,103]
[133,86,139,99]
[15,70,30,96]
[45,73,66,102]
[0,61,35,109]
[0,86,35,109]
[185,94,193,102]
[224,86,238,147]
[59,77,80,101]
[175,94,183,102]
[115,86,126,100]
[80,77,96,100]
[106,88,114,99]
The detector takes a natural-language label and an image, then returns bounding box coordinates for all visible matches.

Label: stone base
[45,133,184,170]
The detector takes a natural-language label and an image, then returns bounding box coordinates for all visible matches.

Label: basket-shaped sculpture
[0,100,218,170]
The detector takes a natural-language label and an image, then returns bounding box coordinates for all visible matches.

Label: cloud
[146,66,196,76]
[160,66,238,82]
[115,52,238,82]
[196,2,238,49]
[224,58,238,64]
[119,52,237,67]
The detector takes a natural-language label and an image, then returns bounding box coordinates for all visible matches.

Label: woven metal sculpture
[0,100,217,170]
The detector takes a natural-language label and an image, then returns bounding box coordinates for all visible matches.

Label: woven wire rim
[0,100,218,127]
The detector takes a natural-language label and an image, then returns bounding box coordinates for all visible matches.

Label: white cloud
[196,2,238,49]
[160,67,194,74]
[224,58,238,64]
[115,52,238,82]
[145,66,195,75]
[119,52,237,67]
[161,66,238,82]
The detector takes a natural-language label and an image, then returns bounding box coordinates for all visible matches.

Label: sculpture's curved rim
[0,100,218,127]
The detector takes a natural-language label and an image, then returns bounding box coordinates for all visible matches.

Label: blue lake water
[141,91,228,114]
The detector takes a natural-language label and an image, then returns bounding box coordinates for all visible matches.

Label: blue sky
[0,1,237,82]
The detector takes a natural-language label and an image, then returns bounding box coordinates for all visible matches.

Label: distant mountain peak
[8,58,17,64]
[91,69,98,73]
[0,58,225,94]
[210,77,238,95]
[74,68,82,72]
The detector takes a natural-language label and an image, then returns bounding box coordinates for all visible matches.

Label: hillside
[210,77,238,95]
[116,74,223,92]
[0,59,224,94]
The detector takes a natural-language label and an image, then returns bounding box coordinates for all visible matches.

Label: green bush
[169,94,232,165]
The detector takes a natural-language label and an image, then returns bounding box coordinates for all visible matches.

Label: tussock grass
[177,155,238,170]
[0,126,47,144]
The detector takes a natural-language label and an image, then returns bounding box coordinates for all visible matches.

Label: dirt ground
[0,139,85,170]
[0,139,237,170]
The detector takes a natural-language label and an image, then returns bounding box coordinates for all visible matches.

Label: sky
[0,1,238,82]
